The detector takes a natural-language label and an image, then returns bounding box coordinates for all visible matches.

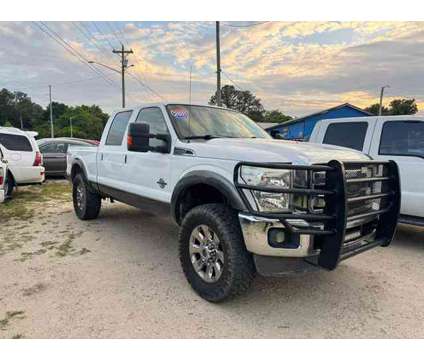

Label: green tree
[364,103,390,116]
[209,85,265,122]
[365,98,418,116]
[389,98,418,115]
[263,110,292,123]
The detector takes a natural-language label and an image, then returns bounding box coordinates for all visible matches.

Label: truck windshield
[166,104,271,140]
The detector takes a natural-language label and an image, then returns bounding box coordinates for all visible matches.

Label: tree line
[0,86,419,140]
[0,88,109,140]
[209,85,419,122]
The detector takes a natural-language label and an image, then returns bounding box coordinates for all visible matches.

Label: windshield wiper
[184,135,225,140]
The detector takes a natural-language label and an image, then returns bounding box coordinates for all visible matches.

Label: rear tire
[72,173,101,220]
[179,204,255,302]
[4,172,14,198]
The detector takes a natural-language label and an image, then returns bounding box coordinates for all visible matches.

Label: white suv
[0,127,45,197]
[0,146,8,202]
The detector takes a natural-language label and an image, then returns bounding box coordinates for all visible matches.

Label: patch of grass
[16,249,47,262]
[55,238,74,257]
[0,181,71,224]
[0,311,25,330]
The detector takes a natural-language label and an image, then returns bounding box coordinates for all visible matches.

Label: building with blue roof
[266,103,371,140]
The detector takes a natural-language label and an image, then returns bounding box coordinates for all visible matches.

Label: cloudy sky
[1,21,424,116]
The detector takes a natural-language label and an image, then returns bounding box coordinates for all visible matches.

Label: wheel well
[175,183,228,224]
[6,169,15,185]
[71,163,83,180]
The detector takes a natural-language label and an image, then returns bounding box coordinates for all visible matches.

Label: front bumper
[0,189,4,203]
[236,160,401,273]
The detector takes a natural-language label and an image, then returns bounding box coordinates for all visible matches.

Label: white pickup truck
[310,115,423,226]
[67,103,400,302]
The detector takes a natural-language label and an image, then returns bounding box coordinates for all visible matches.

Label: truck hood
[184,138,370,164]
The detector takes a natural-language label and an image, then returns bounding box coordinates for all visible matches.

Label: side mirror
[128,123,150,152]
[127,123,171,153]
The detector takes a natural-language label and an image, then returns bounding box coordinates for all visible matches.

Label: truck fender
[171,170,247,224]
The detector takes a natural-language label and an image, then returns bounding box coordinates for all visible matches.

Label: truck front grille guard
[234,160,401,270]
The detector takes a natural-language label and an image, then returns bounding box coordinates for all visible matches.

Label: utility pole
[69,116,73,138]
[189,64,192,105]
[113,44,133,108]
[49,85,54,138]
[379,85,390,116]
[216,21,222,107]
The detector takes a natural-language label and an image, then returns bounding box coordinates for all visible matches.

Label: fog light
[268,228,300,249]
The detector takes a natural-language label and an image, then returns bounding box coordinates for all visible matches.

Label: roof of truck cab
[317,114,424,124]
[115,103,238,112]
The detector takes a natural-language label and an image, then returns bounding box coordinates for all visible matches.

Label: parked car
[310,115,424,226]
[67,103,400,302]
[0,127,45,197]
[37,137,97,177]
[0,145,8,202]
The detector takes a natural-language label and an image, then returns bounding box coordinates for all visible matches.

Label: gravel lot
[1,181,423,339]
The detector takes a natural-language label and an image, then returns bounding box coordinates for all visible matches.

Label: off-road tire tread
[73,173,101,220]
[179,203,255,302]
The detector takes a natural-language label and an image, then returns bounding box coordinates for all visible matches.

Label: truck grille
[234,160,401,271]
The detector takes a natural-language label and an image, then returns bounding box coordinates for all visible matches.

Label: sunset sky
[1,21,423,116]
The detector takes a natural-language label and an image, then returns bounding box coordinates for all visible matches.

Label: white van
[0,127,45,197]
[310,115,424,225]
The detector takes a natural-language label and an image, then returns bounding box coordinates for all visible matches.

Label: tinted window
[0,133,33,152]
[105,111,133,146]
[166,104,270,139]
[379,121,424,157]
[323,122,368,151]
[136,107,170,147]
[40,142,58,153]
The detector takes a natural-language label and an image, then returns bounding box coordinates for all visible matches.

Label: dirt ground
[0,180,423,339]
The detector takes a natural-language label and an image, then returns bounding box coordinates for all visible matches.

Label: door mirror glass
[128,123,150,152]
[128,122,171,153]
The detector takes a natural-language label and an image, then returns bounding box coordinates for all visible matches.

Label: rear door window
[379,121,424,157]
[0,133,33,152]
[40,142,58,153]
[323,122,368,151]
[105,111,133,146]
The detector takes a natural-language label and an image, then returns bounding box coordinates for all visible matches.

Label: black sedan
[37,137,98,177]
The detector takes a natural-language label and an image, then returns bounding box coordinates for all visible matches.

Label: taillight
[0,168,3,186]
[33,151,43,166]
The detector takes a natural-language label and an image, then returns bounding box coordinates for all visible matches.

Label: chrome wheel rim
[189,225,224,283]
[76,183,85,210]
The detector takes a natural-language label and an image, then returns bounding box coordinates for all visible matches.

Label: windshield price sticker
[171,107,189,121]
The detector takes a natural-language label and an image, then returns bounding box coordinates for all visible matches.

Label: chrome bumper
[238,213,319,257]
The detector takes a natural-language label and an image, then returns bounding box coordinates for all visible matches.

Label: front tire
[72,173,101,220]
[179,204,255,302]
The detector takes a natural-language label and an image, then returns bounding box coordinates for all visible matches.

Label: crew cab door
[97,110,133,190]
[369,119,424,218]
[39,142,67,175]
[122,106,172,203]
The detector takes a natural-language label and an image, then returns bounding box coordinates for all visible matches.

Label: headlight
[239,166,295,213]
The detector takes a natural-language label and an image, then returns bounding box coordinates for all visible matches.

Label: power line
[222,70,244,91]
[33,22,118,89]
[72,22,111,57]
[91,22,117,51]
[107,22,164,101]
[127,71,165,101]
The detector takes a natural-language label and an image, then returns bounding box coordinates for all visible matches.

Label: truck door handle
[124,154,127,164]
[100,153,104,161]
